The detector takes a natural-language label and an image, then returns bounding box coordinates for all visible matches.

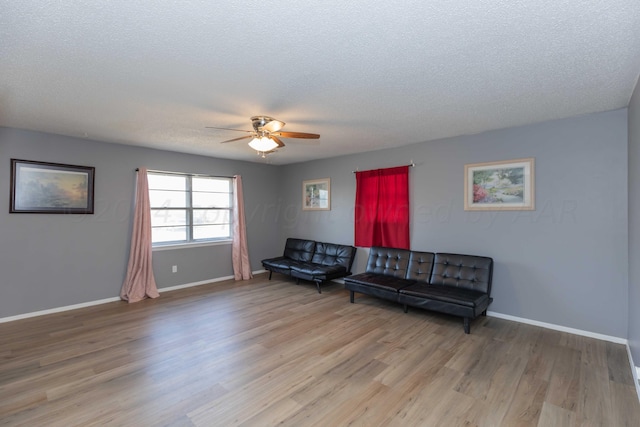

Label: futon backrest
[283,238,316,262]
[430,253,494,294]
[312,242,357,271]
[365,247,412,278]
[405,251,435,283]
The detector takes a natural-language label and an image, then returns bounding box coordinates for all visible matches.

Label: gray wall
[281,109,629,338]
[629,76,640,364]
[0,108,633,341]
[0,127,280,317]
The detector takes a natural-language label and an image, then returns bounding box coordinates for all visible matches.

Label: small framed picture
[464,158,534,211]
[303,178,330,211]
[10,159,95,214]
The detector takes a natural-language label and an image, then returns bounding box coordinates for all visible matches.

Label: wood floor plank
[458,345,530,426]
[537,401,579,427]
[609,380,640,426]
[309,380,391,427]
[576,358,613,426]
[606,340,636,386]
[500,373,549,426]
[237,397,303,427]
[387,366,465,426]
[0,273,638,426]
[545,345,581,411]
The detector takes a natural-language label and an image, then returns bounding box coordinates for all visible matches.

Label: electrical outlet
[172,265,177,273]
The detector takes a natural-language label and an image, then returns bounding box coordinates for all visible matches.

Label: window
[148,171,232,246]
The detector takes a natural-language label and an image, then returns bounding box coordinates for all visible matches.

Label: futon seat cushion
[262,257,309,271]
[399,284,489,308]
[345,273,415,292]
[290,264,347,276]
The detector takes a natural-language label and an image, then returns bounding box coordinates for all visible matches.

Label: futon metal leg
[482,310,487,316]
[463,317,470,334]
[350,291,354,303]
[403,305,408,313]
[316,281,322,294]
[296,278,300,285]
[268,271,272,280]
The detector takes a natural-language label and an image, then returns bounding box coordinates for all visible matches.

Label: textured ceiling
[1,1,640,165]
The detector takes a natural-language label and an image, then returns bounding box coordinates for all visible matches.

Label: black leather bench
[344,247,493,334]
[262,238,356,293]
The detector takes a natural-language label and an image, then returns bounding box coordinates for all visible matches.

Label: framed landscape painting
[10,159,95,214]
[303,178,330,211]
[464,158,534,211]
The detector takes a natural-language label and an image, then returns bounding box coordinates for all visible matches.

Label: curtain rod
[352,161,416,173]
[135,168,235,179]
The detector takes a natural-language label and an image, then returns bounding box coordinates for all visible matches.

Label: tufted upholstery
[312,242,356,270]
[344,247,493,334]
[365,247,412,278]
[262,238,356,293]
[283,238,316,262]
[430,253,493,294]
[291,242,356,285]
[405,251,435,283]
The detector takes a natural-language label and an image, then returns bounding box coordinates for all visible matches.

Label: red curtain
[355,166,410,249]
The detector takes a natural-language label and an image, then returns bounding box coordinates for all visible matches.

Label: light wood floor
[1,274,639,426]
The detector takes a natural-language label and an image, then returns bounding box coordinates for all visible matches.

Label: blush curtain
[120,167,160,302]
[355,165,410,249]
[232,175,253,280]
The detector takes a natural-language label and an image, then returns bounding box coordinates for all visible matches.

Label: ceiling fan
[206,116,320,157]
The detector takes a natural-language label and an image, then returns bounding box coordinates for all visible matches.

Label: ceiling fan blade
[271,136,285,147]
[219,135,253,144]
[262,119,286,132]
[272,131,320,139]
[206,126,252,133]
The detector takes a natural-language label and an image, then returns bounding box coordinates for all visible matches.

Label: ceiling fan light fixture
[248,136,279,152]
[208,116,319,156]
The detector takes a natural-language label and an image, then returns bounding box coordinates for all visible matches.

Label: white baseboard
[0,296,122,323]
[158,275,235,293]
[486,311,627,345]
[626,344,640,403]
[0,269,267,324]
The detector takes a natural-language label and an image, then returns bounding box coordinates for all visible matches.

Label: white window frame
[148,171,233,248]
